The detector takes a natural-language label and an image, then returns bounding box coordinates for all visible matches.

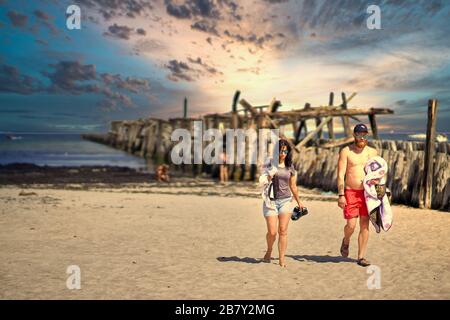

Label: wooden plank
[239,99,258,117]
[349,115,362,122]
[265,107,394,119]
[170,117,202,122]
[342,92,357,106]
[224,106,393,119]
[202,113,233,120]
[295,116,333,150]
[264,115,278,129]
[421,99,438,209]
[320,136,354,149]
[234,93,355,113]
[235,105,268,112]
[368,114,379,140]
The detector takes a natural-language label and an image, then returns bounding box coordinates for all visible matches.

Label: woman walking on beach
[261,139,304,267]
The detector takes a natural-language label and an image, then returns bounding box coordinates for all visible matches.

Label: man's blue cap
[354,123,368,133]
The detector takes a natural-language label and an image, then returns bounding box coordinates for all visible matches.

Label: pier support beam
[341,93,352,137]
[420,99,438,209]
[368,114,379,140]
[296,116,333,150]
[327,92,335,140]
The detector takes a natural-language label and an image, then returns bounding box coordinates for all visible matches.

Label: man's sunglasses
[354,133,370,140]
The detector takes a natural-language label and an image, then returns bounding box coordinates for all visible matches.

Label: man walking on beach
[337,124,377,267]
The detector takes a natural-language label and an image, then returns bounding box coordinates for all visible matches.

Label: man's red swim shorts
[343,188,369,219]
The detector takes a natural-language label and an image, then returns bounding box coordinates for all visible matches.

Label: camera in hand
[291,206,308,221]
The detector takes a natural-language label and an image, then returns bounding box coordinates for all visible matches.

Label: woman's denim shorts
[262,196,294,217]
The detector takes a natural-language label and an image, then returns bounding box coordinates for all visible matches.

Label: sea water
[0,133,148,169]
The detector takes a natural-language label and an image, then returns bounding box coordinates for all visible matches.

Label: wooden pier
[82,92,449,211]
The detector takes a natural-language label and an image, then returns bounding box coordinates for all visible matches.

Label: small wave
[408,133,447,142]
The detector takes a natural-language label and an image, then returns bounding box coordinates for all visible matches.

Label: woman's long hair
[279,138,293,167]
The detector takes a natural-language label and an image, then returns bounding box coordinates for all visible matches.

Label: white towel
[363,156,393,233]
[259,159,278,209]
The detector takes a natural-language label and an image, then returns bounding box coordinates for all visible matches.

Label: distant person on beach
[156,164,170,182]
[219,151,228,183]
[337,124,378,267]
[260,139,305,267]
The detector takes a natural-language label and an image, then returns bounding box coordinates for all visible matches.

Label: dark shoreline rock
[0,163,155,185]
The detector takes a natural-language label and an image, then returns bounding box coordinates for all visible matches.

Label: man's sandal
[340,238,349,257]
[357,258,371,267]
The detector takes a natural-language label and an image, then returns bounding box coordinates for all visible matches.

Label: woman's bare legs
[277,212,291,267]
[264,215,278,262]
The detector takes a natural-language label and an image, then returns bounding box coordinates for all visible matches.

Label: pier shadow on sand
[286,254,356,264]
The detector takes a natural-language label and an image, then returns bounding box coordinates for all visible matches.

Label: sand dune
[0,182,449,299]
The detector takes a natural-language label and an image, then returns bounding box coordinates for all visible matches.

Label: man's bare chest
[347,151,370,168]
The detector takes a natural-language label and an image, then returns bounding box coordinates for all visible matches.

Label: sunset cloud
[0,0,449,133]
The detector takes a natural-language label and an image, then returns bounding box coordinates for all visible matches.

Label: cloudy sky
[0,0,449,133]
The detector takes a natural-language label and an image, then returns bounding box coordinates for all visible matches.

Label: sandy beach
[1,178,449,300]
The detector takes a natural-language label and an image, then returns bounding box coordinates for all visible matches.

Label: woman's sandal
[357,258,371,267]
[340,238,349,257]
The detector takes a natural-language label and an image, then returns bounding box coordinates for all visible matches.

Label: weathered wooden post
[301,103,311,138]
[368,113,379,140]
[213,114,219,130]
[293,120,300,144]
[296,116,333,150]
[230,91,241,180]
[314,101,323,139]
[269,98,281,113]
[341,93,352,137]
[327,92,335,140]
[295,103,310,142]
[294,120,303,144]
[421,99,438,209]
[231,90,240,129]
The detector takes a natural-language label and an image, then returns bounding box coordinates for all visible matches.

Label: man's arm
[337,147,347,195]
